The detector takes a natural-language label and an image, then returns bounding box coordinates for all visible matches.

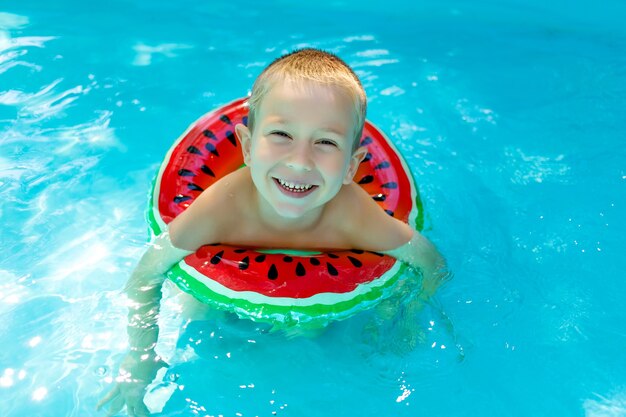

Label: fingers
[126,395,151,417]
[96,385,120,411]
[96,384,131,417]
[126,385,152,417]
[105,395,126,417]
[129,402,151,417]
[97,380,153,416]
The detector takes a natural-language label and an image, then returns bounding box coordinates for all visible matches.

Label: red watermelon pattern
[148,98,422,327]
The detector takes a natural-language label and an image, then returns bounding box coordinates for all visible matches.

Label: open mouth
[273,177,318,197]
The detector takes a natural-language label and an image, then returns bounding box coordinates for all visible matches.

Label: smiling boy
[98,48,448,417]
[170,73,412,252]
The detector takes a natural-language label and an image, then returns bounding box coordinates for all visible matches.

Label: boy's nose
[286,143,314,171]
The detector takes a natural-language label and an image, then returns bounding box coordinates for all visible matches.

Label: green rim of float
[147,98,423,327]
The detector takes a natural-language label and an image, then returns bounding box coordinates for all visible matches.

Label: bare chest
[218,207,353,251]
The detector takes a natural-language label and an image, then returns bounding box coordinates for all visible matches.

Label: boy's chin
[273,205,309,219]
[271,199,324,220]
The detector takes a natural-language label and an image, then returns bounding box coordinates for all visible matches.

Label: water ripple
[584,390,626,417]
[0,12,29,30]
[503,147,572,185]
[132,42,194,66]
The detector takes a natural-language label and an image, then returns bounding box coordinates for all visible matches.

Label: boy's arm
[124,230,193,353]
[121,179,228,366]
[381,227,450,299]
[99,178,231,415]
[97,230,193,416]
[345,185,450,299]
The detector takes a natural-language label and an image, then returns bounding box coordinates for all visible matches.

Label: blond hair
[247,48,367,153]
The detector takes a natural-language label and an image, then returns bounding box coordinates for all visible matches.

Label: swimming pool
[1,0,625,416]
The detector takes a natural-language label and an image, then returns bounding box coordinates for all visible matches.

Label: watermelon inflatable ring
[148,98,424,328]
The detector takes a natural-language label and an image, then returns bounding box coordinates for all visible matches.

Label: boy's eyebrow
[317,126,348,136]
[266,118,348,137]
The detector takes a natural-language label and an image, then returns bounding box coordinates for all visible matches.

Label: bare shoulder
[169,168,251,250]
[335,183,414,252]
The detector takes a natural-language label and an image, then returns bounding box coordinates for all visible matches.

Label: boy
[98,48,448,417]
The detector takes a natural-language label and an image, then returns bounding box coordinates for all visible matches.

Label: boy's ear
[343,146,369,184]
[235,123,252,165]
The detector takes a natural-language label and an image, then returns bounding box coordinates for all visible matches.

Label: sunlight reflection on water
[2,2,626,416]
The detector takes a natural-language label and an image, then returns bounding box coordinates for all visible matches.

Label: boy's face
[236,80,367,220]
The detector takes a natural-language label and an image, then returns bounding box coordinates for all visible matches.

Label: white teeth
[277,178,314,192]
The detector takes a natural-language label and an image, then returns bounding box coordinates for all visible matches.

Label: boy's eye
[318,139,338,147]
[270,131,291,138]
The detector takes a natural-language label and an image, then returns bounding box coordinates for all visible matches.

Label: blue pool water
[1,1,626,416]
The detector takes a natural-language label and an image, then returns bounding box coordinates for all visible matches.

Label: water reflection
[1,12,154,416]
[132,43,194,67]
[31,386,47,401]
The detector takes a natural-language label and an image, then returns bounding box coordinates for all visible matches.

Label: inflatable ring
[148,98,423,327]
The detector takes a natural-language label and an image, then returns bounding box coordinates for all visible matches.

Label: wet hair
[247,48,367,153]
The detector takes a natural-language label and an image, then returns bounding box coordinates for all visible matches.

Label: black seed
[203,129,217,140]
[327,253,339,259]
[347,256,363,267]
[381,182,398,189]
[385,209,394,217]
[358,175,374,185]
[372,193,386,202]
[239,256,249,270]
[220,115,232,125]
[174,195,191,203]
[309,258,321,266]
[208,243,221,246]
[360,136,373,146]
[350,249,364,254]
[283,256,293,263]
[326,262,338,276]
[201,165,215,177]
[362,152,372,163]
[225,131,237,146]
[178,169,195,177]
[268,264,278,280]
[233,249,247,253]
[210,250,224,265]
[374,161,391,169]
[242,116,248,126]
[187,146,203,155]
[187,183,204,192]
[255,254,266,262]
[368,251,385,257]
[296,262,306,276]
[205,142,219,156]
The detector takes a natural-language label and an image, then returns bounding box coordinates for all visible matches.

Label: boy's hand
[419,266,452,301]
[97,351,167,417]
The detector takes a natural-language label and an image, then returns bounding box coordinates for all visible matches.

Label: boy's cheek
[253,143,284,163]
